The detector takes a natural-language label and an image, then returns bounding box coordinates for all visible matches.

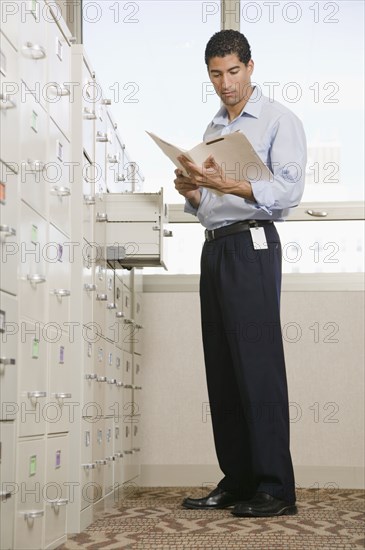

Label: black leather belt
[204,220,273,242]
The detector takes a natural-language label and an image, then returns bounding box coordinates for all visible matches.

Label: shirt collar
[212,86,263,126]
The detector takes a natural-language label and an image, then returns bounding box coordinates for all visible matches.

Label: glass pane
[143,220,365,274]
[239,0,364,202]
[83,0,220,203]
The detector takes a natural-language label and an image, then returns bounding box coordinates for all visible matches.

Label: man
[174,30,306,517]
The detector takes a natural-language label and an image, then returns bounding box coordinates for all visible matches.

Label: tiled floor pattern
[59,487,365,549]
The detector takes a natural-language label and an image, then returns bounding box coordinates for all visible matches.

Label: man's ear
[247,59,254,73]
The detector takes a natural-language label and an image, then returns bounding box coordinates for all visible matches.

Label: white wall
[139,275,364,489]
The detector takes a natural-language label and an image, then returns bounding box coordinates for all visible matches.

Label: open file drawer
[97,189,170,268]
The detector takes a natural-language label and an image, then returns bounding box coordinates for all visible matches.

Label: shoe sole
[232,505,298,517]
[182,502,240,510]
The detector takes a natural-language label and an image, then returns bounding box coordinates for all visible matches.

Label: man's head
[205,30,254,110]
[205,29,251,67]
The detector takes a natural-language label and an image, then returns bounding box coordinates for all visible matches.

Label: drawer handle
[0,491,12,500]
[53,392,72,399]
[115,311,125,318]
[124,450,133,455]
[82,463,95,469]
[106,455,116,461]
[134,385,142,390]
[96,131,108,142]
[306,209,328,218]
[107,302,117,310]
[48,83,70,97]
[107,378,117,385]
[85,373,97,380]
[96,212,108,222]
[22,510,44,520]
[95,459,107,465]
[51,186,71,197]
[117,174,125,182]
[51,289,71,297]
[116,381,124,388]
[21,42,46,59]
[163,229,173,237]
[96,376,107,382]
[123,318,134,325]
[83,108,97,120]
[0,357,16,366]
[50,498,69,508]
[133,447,141,452]
[96,293,107,301]
[123,384,133,389]
[114,452,123,458]
[0,94,16,109]
[84,283,97,291]
[0,225,16,237]
[27,391,47,399]
[27,273,46,284]
[26,159,45,172]
[102,99,112,105]
[83,194,96,205]
[107,154,118,164]
[135,323,143,329]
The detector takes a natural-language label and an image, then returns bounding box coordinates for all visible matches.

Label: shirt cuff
[183,188,203,216]
[250,179,276,215]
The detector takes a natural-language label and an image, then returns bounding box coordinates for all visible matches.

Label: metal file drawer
[47,331,73,434]
[19,0,49,107]
[113,416,124,487]
[123,351,133,387]
[0,161,18,295]
[14,436,46,550]
[18,202,48,323]
[82,57,96,162]
[104,417,114,495]
[0,420,16,550]
[0,32,19,169]
[47,224,71,328]
[19,92,48,218]
[47,18,71,139]
[0,291,17,420]
[99,191,168,268]
[82,156,95,245]
[18,320,47,436]
[92,418,105,503]
[0,4,19,50]
[80,419,93,511]
[44,433,69,548]
[133,354,142,390]
[48,120,71,236]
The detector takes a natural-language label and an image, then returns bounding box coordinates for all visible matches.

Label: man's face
[207,53,254,107]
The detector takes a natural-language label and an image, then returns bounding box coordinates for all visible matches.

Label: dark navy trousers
[199,223,296,503]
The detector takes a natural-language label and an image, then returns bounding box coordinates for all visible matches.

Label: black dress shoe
[182,487,243,509]
[232,492,297,517]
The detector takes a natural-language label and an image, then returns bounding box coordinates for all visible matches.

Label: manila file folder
[146,130,273,187]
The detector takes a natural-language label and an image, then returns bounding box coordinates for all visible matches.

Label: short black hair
[205,30,252,66]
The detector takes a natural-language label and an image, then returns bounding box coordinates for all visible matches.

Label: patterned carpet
[59,486,365,549]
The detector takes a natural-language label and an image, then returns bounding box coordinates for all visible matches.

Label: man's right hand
[174,168,201,208]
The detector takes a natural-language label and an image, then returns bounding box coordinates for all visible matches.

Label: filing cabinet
[48,119,71,237]
[47,224,71,328]
[19,91,48,218]
[44,433,69,548]
[1,5,155,542]
[0,162,18,296]
[47,331,73,434]
[46,17,72,140]
[18,320,48,437]
[14,436,46,550]
[0,32,19,170]
[0,420,16,550]
[0,291,18,420]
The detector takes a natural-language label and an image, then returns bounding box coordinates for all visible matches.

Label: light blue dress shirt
[184,86,307,230]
